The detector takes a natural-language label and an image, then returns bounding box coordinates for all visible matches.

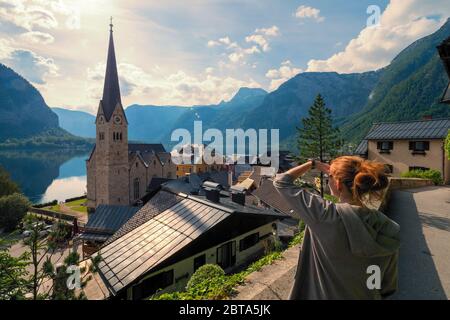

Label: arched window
[133,178,140,200]
[119,132,122,141]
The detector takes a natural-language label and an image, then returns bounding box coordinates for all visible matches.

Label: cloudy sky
[1,0,450,114]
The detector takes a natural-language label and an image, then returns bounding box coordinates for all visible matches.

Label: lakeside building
[355,118,450,184]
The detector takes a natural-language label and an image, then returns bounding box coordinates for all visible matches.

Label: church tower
[88,20,130,208]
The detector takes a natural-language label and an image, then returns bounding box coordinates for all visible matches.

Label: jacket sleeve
[273,173,335,227]
[381,252,399,299]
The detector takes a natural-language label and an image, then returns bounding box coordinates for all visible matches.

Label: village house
[82,181,287,300]
[355,118,450,184]
[86,22,176,210]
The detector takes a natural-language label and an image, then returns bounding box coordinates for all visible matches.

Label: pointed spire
[101,17,122,121]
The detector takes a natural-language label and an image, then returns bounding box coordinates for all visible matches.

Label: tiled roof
[156,152,171,165]
[364,118,450,140]
[252,179,294,215]
[84,205,140,235]
[102,191,181,247]
[128,143,166,154]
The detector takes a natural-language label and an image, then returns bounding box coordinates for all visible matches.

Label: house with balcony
[355,118,450,184]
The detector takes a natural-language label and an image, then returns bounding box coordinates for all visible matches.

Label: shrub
[0,166,20,197]
[186,264,225,291]
[401,169,443,185]
[0,193,31,231]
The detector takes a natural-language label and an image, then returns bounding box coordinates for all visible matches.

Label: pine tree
[297,94,341,196]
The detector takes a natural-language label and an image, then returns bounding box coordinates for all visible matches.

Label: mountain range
[2,19,450,152]
[0,64,91,149]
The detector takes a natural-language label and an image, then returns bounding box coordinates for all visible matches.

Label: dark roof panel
[365,118,450,140]
[84,205,139,234]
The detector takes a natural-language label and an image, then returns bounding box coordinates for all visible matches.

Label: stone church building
[86,23,176,210]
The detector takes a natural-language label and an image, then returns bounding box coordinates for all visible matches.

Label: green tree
[296,94,341,196]
[0,238,30,300]
[0,193,30,231]
[0,166,20,197]
[22,216,101,300]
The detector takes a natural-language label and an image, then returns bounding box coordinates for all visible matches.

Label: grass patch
[43,198,87,214]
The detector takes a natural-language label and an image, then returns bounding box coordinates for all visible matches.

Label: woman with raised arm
[273,156,400,300]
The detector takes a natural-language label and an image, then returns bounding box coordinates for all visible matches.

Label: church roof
[101,23,122,122]
[129,143,166,154]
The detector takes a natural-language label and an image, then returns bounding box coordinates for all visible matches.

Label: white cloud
[245,34,270,52]
[295,5,325,23]
[86,61,261,110]
[266,60,302,90]
[0,0,81,32]
[245,25,280,52]
[3,48,59,84]
[255,25,280,37]
[20,31,55,44]
[306,0,450,73]
[208,26,279,64]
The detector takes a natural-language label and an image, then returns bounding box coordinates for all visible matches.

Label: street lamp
[437,36,450,104]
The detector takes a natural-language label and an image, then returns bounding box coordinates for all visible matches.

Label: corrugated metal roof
[354,140,368,155]
[97,197,230,294]
[84,205,140,234]
[364,119,450,140]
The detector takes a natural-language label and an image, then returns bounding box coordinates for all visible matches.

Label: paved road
[388,186,450,300]
[9,238,82,296]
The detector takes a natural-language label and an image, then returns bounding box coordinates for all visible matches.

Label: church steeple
[101,17,122,121]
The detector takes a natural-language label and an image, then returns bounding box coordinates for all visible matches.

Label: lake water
[0,150,89,204]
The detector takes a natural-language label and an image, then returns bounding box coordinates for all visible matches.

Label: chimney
[422,115,433,121]
[230,185,246,206]
[202,181,222,203]
[228,165,234,187]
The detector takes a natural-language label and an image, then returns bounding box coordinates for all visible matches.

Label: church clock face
[114,115,122,124]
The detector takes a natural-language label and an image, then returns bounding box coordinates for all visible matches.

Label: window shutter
[409,142,414,150]
[389,142,394,150]
[425,141,430,151]
[377,142,382,150]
